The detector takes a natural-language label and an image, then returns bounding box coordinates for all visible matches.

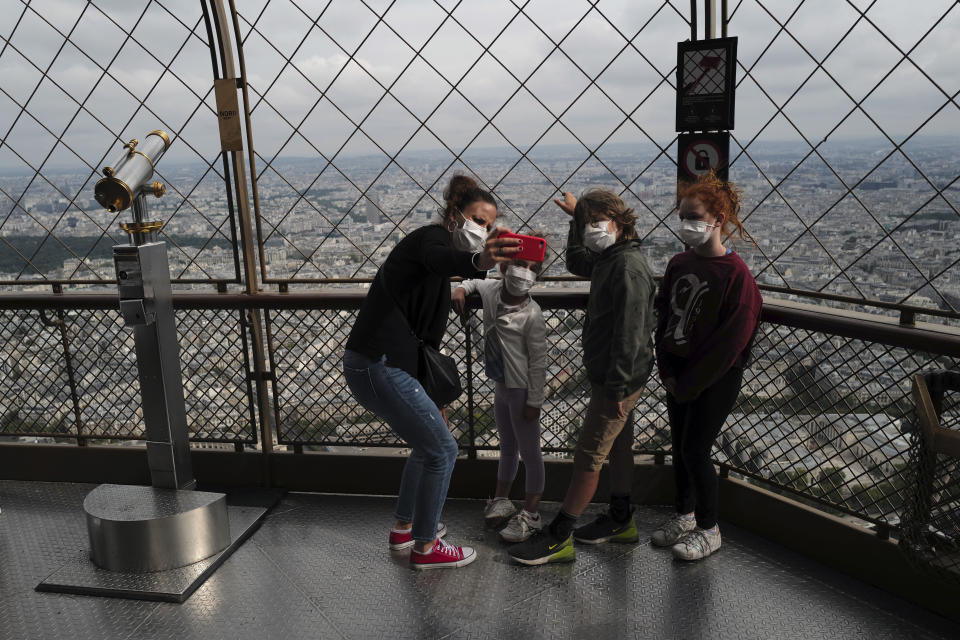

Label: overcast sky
[1,0,958,174]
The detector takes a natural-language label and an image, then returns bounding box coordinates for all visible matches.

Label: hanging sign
[676,37,737,132]
[214,78,243,152]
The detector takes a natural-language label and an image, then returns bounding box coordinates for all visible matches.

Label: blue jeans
[342,349,459,542]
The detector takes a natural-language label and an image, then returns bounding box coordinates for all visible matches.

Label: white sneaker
[484,497,516,528]
[651,514,696,547]
[499,509,543,542]
[672,527,721,561]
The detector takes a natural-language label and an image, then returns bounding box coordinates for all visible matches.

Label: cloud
[1,0,958,173]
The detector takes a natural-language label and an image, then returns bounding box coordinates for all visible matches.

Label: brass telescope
[94,130,171,244]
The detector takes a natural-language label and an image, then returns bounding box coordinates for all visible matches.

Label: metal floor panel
[37,505,267,602]
[0,482,158,640]
[1,480,957,640]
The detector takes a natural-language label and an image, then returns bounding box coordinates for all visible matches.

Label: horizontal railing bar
[282,441,665,455]
[1,291,957,356]
[757,283,960,321]
[761,302,960,358]
[4,277,956,320]
[0,433,255,443]
[262,279,959,319]
[0,280,239,286]
[727,465,887,527]
[262,275,592,284]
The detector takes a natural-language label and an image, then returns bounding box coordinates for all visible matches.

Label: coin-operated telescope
[82,131,231,575]
[95,130,169,212]
[95,130,169,246]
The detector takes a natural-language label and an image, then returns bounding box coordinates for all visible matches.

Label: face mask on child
[678,219,717,247]
[583,220,616,253]
[503,265,536,296]
[453,211,488,253]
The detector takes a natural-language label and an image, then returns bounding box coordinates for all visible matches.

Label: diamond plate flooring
[0,480,956,640]
[37,505,266,601]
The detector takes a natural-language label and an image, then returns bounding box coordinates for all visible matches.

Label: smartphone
[498,232,546,263]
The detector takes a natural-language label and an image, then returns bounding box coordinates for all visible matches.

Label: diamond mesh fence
[0,309,77,437]
[723,322,957,525]
[176,307,258,443]
[1,0,959,546]
[0,0,243,285]
[236,0,695,282]
[64,307,142,439]
[725,0,960,313]
[0,302,256,443]
[232,0,960,319]
[2,292,957,528]
[263,295,957,527]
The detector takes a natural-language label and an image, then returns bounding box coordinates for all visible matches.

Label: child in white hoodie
[453,258,547,542]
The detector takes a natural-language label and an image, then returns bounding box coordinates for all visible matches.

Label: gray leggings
[494,382,545,495]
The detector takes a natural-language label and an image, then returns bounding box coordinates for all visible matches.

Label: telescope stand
[37,193,272,602]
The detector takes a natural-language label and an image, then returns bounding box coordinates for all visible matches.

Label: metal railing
[2,290,958,531]
[901,370,960,584]
[0,291,257,446]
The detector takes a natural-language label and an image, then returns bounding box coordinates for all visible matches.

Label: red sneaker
[388,522,447,550]
[410,538,477,570]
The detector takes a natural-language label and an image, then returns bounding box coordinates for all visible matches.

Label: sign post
[675,31,737,194]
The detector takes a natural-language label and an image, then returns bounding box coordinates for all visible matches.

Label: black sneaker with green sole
[573,512,639,545]
[507,530,575,566]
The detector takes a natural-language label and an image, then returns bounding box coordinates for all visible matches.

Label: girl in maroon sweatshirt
[652,172,762,561]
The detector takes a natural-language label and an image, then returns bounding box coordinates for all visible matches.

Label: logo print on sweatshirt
[669,274,709,345]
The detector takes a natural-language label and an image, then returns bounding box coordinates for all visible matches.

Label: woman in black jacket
[343,175,518,570]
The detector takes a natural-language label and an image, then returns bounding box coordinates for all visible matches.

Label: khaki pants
[572,383,643,472]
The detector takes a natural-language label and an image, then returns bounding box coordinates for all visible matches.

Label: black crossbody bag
[378,270,462,407]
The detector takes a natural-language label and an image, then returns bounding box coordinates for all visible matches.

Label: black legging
[665,366,743,530]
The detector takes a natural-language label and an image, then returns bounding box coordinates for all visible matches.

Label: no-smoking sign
[678,132,729,183]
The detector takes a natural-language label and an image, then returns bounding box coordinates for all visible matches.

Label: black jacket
[346,224,486,377]
[566,218,656,401]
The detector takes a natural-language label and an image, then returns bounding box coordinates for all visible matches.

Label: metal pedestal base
[36,486,276,603]
[83,484,230,572]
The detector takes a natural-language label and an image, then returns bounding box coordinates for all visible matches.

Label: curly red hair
[678,171,751,244]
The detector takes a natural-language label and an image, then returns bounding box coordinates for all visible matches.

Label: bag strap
[376,268,424,345]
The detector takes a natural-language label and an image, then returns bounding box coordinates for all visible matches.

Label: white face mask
[503,265,536,296]
[678,219,717,247]
[583,220,616,253]
[452,211,488,253]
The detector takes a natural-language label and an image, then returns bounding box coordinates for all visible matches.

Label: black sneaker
[573,512,639,545]
[507,530,575,566]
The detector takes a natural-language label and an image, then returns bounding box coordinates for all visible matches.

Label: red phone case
[500,232,546,263]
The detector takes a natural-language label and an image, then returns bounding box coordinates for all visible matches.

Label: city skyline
[2,135,957,316]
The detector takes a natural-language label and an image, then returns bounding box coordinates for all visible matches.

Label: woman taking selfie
[342,174,519,570]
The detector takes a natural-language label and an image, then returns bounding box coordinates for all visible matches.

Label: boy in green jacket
[509,188,656,565]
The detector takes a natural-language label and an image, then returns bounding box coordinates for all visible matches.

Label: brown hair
[441,174,496,225]
[678,171,751,243]
[573,188,637,240]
